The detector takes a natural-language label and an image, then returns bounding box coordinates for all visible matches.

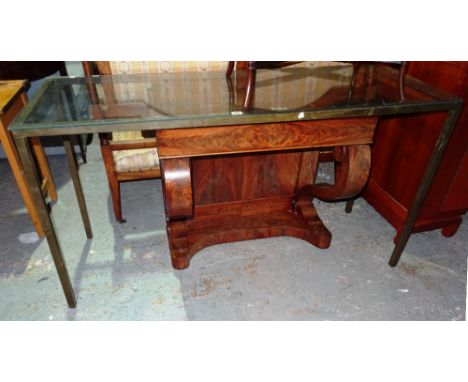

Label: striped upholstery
[113,148,159,172]
[106,61,351,172]
[109,61,229,75]
[108,62,229,173]
[111,131,160,172]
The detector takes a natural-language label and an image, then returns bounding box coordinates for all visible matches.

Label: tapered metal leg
[15,136,76,308]
[76,134,87,163]
[389,105,463,267]
[63,136,93,239]
[345,198,354,213]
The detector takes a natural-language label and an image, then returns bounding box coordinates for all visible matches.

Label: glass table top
[9,62,461,137]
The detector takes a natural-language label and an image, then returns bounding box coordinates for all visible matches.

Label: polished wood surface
[364,61,468,240]
[161,158,193,219]
[158,117,378,269]
[0,81,57,237]
[157,118,376,158]
[0,80,25,109]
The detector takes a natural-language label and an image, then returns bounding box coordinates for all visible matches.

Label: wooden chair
[227,61,408,109]
[0,80,57,237]
[82,61,229,223]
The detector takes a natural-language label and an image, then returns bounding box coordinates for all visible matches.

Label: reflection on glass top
[11,62,458,132]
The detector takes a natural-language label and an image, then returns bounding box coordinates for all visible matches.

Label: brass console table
[9,62,462,308]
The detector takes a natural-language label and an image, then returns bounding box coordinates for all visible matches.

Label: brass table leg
[63,136,93,239]
[389,104,463,267]
[15,136,76,308]
[345,199,354,213]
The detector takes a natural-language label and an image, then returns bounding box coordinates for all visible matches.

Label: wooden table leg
[30,137,58,202]
[15,136,76,308]
[18,93,58,203]
[0,121,45,236]
[63,136,93,239]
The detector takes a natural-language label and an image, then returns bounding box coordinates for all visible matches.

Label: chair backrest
[108,61,229,75]
[84,61,233,116]
[84,61,358,119]
[83,61,232,142]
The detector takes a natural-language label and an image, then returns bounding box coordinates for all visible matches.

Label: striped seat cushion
[113,148,159,172]
[111,131,160,173]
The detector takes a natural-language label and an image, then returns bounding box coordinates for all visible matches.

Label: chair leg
[108,173,125,223]
[100,144,125,223]
[30,137,58,202]
[0,122,45,236]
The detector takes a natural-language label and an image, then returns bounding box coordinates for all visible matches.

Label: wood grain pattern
[161,158,193,219]
[297,145,371,202]
[1,82,57,236]
[31,137,57,202]
[117,169,161,182]
[168,197,331,269]
[159,116,378,269]
[0,81,26,111]
[297,151,320,189]
[156,118,377,158]
[192,151,305,205]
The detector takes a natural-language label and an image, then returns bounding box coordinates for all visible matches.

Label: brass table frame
[10,75,463,308]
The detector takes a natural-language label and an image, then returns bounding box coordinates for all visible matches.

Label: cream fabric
[108,62,228,172]
[111,131,148,157]
[113,147,160,172]
[107,62,230,116]
[109,61,229,75]
[110,131,159,172]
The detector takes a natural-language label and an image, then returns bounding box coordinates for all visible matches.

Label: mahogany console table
[9,62,462,308]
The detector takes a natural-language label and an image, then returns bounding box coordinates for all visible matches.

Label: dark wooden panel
[160,158,193,219]
[212,156,243,203]
[161,117,378,269]
[442,150,468,211]
[192,151,303,204]
[239,154,266,200]
[192,157,215,204]
[364,61,468,237]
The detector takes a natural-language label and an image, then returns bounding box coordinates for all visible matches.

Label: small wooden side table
[0,80,57,237]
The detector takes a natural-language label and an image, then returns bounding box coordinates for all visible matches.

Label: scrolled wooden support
[296,144,371,202]
[167,220,190,269]
[160,158,193,220]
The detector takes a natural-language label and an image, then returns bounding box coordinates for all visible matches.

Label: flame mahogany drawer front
[157,118,378,269]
